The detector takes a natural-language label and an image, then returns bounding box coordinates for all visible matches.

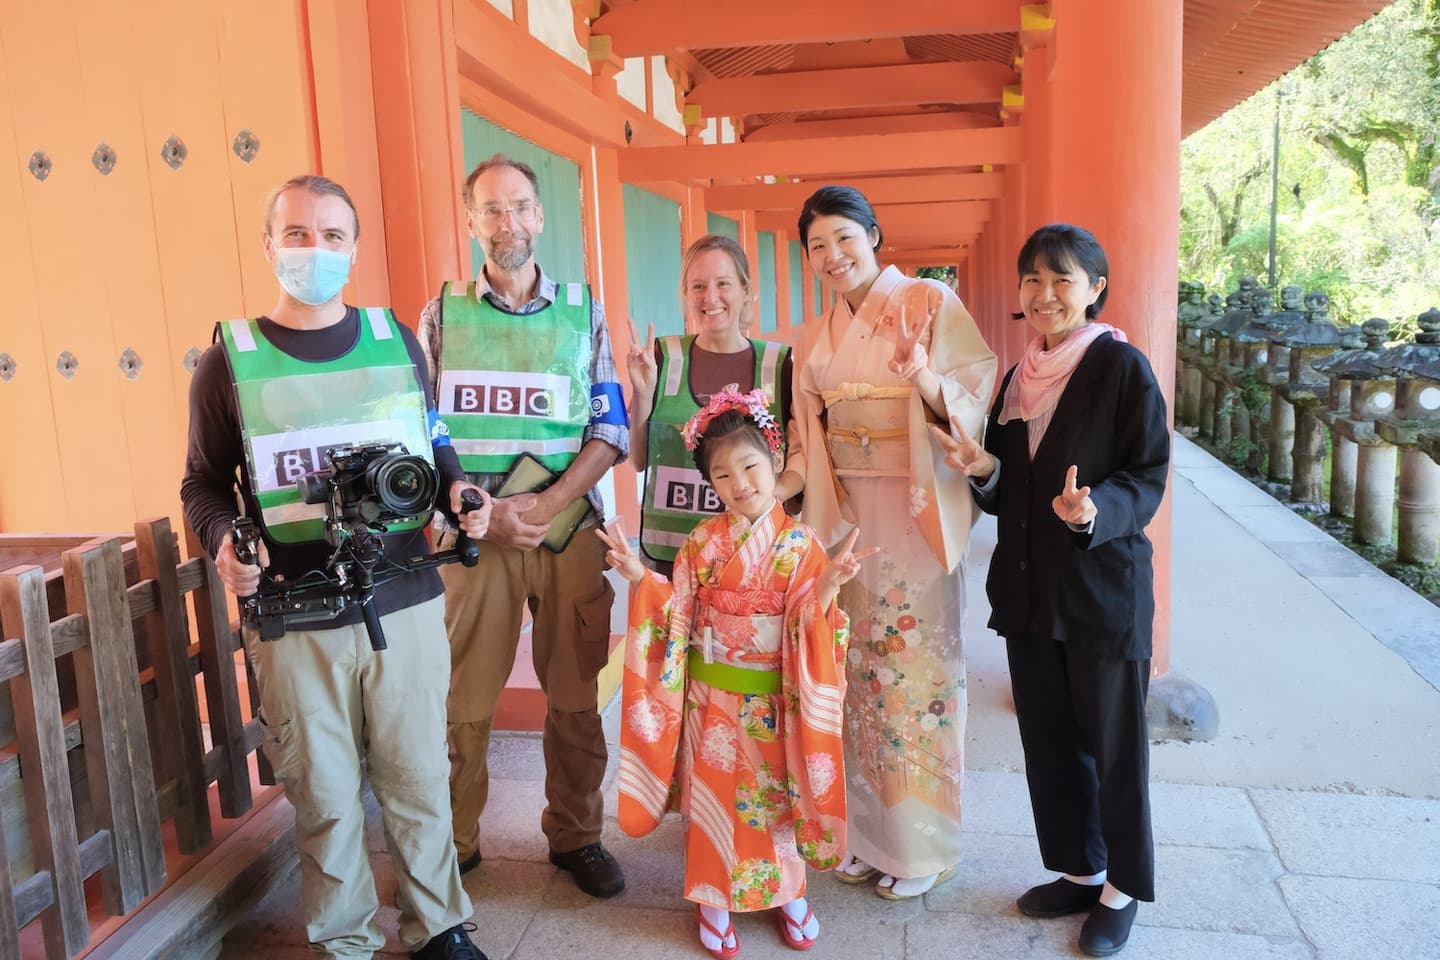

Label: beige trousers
[440,527,614,860]
[246,595,469,958]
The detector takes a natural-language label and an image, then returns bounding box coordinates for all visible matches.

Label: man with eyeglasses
[417,153,628,900]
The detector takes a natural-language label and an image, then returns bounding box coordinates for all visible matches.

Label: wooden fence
[0,518,272,959]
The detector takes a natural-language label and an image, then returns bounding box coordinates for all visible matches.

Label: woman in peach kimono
[602,391,870,957]
[778,186,997,900]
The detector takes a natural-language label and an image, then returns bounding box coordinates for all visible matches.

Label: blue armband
[428,408,453,448]
[589,381,629,426]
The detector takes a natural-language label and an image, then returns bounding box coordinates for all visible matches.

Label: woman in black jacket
[931,224,1169,957]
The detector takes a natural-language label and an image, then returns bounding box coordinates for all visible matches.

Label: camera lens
[368,454,436,516]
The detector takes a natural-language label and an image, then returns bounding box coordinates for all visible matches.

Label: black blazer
[973,332,1170,660]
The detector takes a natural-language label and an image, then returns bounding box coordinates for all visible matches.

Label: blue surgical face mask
[272,246,353,305]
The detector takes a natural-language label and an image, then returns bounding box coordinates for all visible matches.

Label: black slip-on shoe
[1079,900,1139,956]
[549,842,626,898]
[1017,877,1104,918]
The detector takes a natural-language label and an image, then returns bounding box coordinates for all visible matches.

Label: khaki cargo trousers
[440,527,615,861]
[245,595,470,958]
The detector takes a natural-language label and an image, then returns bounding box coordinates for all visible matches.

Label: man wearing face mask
[416,154,629,899]
[181,174,491,960]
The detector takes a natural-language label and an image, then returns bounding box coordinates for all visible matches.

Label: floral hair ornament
[682,388,784,453]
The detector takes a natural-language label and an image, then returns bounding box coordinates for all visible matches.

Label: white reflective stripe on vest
[261,500,328,526]
[228,319,258,352]
[566,282,583,306]
[640,527,691,548]
[365,307,393,340]
[760,341,782,401]
[662,336,685,397]
[450,436,584,456]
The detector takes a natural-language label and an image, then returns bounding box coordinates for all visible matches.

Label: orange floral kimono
[618,500,850,912]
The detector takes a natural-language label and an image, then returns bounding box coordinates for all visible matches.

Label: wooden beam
[884,245,974,261]
[591,0,1021,56]
[744,112,1000,143]
[688,62,1012,118]
[453,0,680,150]
[620,126,1021,182]
[707,174,1004,211]
[874,202,992,234]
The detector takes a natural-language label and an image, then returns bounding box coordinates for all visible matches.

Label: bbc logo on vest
[438,370,570,419]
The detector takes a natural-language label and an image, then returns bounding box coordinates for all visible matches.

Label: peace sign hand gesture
[887,303,933,382]
[1052,465,1097,527]
[626,320,658,401]
[595,517,646,584]
[818,528,881,610]
[928,416,997,481]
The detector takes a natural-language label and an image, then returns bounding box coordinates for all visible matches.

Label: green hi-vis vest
[639,335,788,563]
[219,308,434,545]
[436,280,592,475]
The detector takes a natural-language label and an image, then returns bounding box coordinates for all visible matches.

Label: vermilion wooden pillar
[1002,161,1029,371]
[1022,43,1055,233]
[368,0,468,326]
[1046,0,1182,673]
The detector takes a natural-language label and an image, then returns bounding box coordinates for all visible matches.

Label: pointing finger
[838,527,861,557]
[1063,465,1080,497]
[645,323,656,351]
[852,546,882,560]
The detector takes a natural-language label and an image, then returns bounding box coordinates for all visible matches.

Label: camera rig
[232,442,483,651]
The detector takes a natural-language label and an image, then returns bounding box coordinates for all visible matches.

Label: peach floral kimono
[788,266,996,878]
[618,500,850,911]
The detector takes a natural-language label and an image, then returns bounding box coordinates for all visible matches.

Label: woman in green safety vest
[625,234,792,578]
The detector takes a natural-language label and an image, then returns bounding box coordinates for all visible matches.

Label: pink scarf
[999,323,1126,425]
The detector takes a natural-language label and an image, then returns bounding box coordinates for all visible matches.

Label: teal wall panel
[622,184,683,338]
[757,232,777,333]
[706,213,738,240]
[788,241,804,326]
[459,109,585,283]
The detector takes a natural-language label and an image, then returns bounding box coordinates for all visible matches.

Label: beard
[486,231,533,271]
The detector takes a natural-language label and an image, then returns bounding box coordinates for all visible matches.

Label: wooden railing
[0,518,272,959]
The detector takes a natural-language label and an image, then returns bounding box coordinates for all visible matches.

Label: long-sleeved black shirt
[180,307,464,627]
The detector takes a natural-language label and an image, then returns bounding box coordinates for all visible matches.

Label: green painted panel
[623,184,683,338]
[459,109,585,283]
[706,213,738,240]
[813,273,823,316]
[788,241,804,326]
[757,232,777,333]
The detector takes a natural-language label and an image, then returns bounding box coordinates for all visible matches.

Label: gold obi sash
[822,381,911,476]
[688,585,784,695]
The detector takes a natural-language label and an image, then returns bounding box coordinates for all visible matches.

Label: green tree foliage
[1180,0,1440,326]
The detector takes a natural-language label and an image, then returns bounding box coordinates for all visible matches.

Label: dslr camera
[299,442,437,543]
[233,442,482,651]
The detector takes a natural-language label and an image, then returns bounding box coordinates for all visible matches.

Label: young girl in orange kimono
[598,389,874,958]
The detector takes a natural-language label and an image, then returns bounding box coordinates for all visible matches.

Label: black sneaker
[548,842,626,898]
[411,922,488,960]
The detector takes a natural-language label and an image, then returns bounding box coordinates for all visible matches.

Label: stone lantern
[1198,293,1225,437]
[1273,291,1341,505]
[1176,281,1210,429]
[1233,286,1278,471]
[1373,310,1440,564]
[1206,279,1259,452]
[1315,318,1398,545]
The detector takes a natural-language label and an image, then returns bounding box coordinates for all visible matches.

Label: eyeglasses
[474,200,539,224]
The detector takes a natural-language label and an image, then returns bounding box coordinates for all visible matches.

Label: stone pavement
[218,437,1440,960]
